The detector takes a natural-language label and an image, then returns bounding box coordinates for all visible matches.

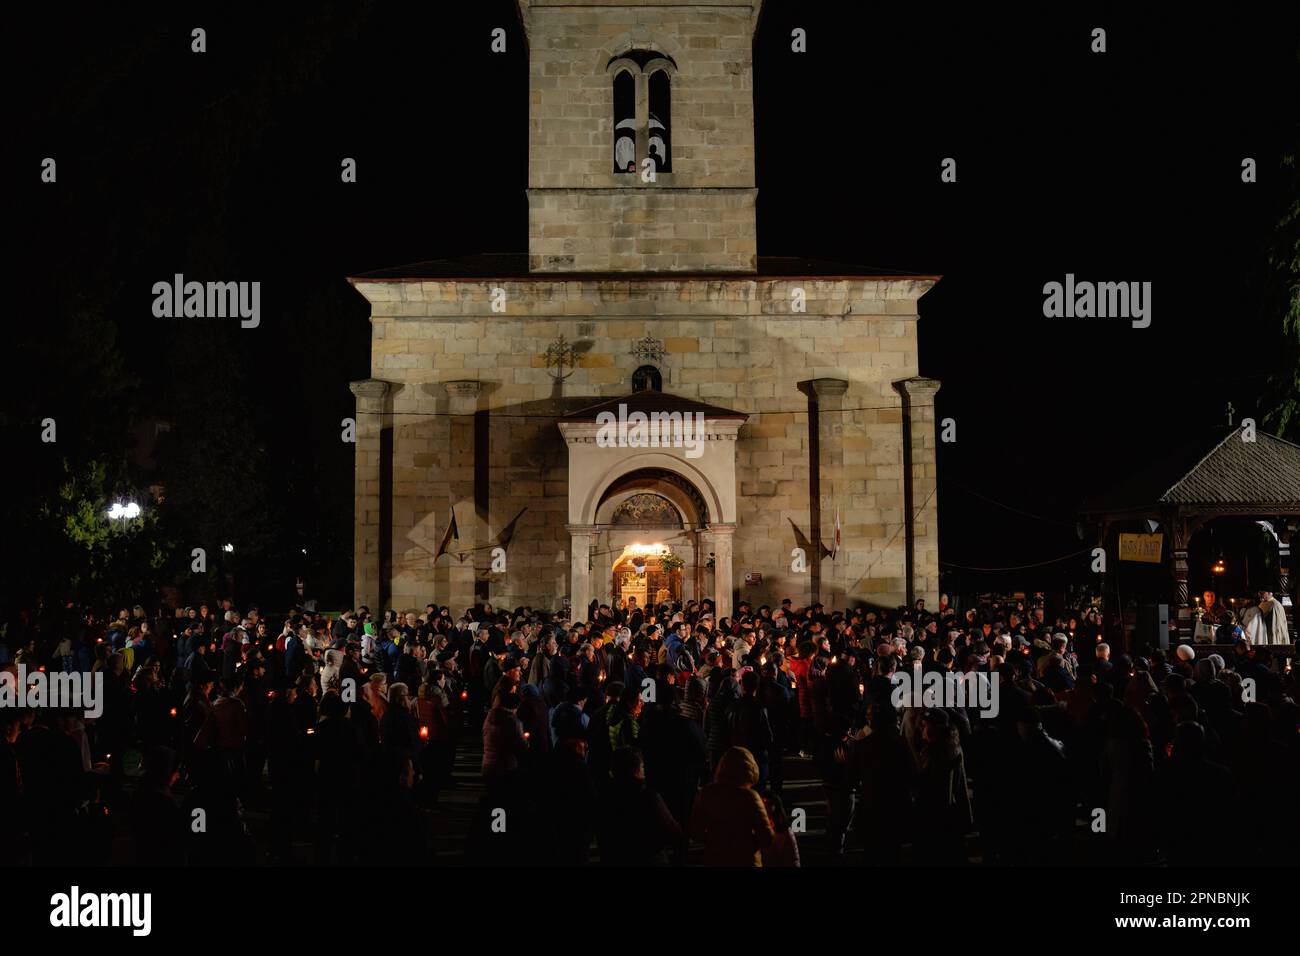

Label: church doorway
[612,543,683,610]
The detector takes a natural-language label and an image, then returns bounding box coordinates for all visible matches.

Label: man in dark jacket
[728,669,774,790]
[221,625,245,681]
[284,626,306,684]
[638,677,707,861]
[535,727,598,864]
[184,640,216,689]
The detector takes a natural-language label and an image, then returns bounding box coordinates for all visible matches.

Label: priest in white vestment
[1239,591,1290,645]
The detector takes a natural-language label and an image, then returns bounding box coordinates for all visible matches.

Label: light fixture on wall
[1211,557,1226,575]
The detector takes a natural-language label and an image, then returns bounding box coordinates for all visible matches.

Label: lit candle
[169,708,178,718]
[420,726,429,740]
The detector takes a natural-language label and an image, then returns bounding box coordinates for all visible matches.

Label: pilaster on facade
[892,376,941,609]
[349,379,402,611]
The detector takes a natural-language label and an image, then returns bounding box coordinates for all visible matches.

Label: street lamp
[106,501,141,530]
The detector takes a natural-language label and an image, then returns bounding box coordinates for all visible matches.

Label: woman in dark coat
[913,708,972,863]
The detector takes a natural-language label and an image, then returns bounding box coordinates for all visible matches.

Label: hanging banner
[1118,533,1163,563]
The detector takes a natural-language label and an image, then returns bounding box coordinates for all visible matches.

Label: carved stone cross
[545,334,577,381]
[629,334,665,365]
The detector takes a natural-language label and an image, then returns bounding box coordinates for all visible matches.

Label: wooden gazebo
[1081,428,1299,651]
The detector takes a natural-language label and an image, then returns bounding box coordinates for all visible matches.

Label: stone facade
[348,0,940,617]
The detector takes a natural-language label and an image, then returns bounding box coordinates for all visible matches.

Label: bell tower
[517,0,761,273]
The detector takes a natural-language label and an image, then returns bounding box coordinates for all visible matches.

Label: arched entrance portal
[597,473,705,611]
[558,401,745,618]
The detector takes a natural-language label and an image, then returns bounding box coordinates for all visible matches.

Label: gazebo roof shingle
[1082,429,1300,514]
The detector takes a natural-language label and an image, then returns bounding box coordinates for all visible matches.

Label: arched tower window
[608,51,677,177]
[631,365,662,392]
[648,69,671,172]
[613,70,636,174]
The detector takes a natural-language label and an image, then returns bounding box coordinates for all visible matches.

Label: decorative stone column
[1277,521,1292,601]
[805,378,848,609]
[568,524,597,620]
[1277,521,1295,639]
[892,377,941,609]
[1170,516,1192,642]
[709,524,736,620]
[350,379,399,611]
[444,381,482,613]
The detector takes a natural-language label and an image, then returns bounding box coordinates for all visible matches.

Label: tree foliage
[1261,150,1300,441]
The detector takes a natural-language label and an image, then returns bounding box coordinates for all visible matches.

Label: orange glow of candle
[420,726,429,740]
[169,708,178,717]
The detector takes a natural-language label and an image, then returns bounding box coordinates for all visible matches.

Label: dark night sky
[13,1,1299,606]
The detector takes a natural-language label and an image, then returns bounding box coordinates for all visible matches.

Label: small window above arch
[632,365,662,392]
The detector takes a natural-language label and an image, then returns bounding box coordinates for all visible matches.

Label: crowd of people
[0,590,1296,867]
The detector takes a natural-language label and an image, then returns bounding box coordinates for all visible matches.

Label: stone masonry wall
[353,277,938,613]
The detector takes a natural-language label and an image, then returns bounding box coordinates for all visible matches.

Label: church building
[348,0,941,619]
